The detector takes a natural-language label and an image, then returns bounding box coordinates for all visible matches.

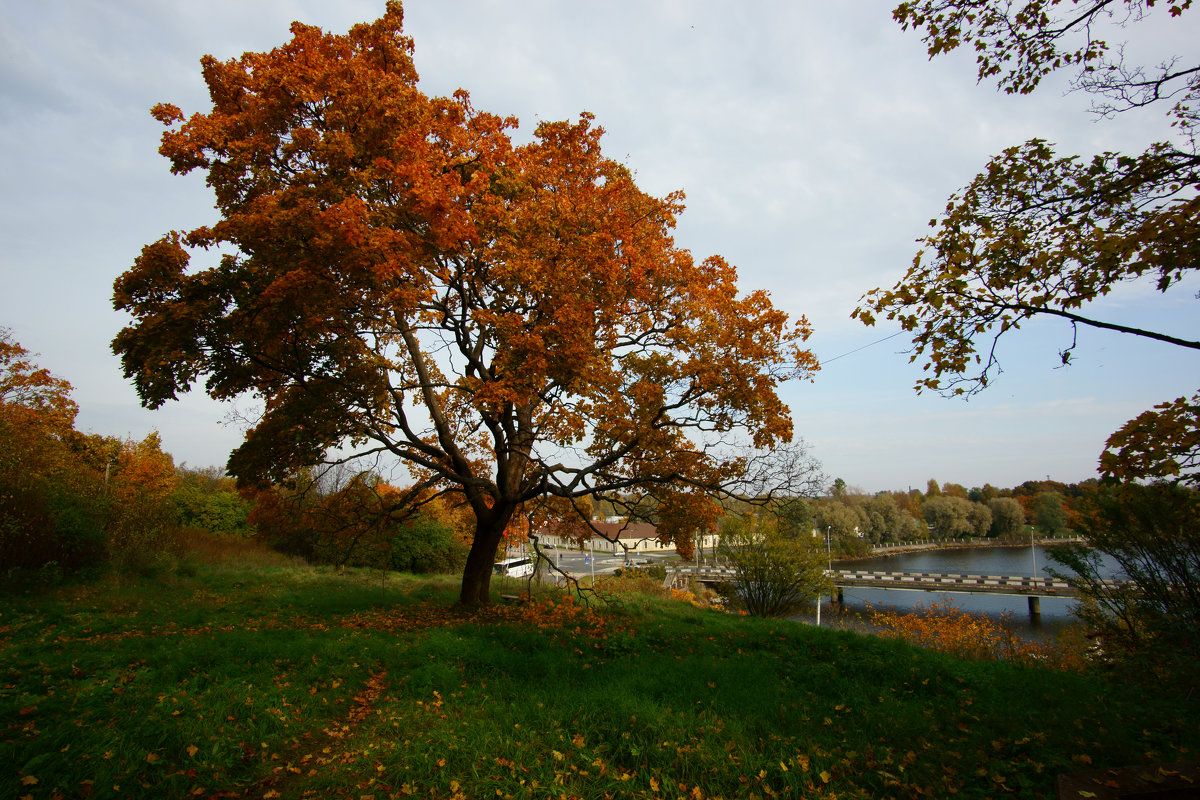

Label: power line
[819,330,907,366]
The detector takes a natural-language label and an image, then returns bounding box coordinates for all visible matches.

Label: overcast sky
[2,0,1196,493]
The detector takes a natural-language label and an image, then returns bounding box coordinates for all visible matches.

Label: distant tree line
[713,476,1080,561]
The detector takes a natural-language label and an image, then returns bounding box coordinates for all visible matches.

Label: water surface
[795,544,1095,641]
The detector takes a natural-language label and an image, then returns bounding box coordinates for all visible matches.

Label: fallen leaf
[20,776,38,786]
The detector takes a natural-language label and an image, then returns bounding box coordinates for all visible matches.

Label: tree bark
[458,506,515,606]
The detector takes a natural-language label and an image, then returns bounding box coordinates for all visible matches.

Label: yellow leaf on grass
[650,776,660,792]
[186,744,199,758]
[820,770,832,784]
[20,776,38,786]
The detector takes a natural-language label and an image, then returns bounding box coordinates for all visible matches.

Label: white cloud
[1,0,1192,488]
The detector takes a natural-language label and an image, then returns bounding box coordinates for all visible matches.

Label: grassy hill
[2,552,1196,800]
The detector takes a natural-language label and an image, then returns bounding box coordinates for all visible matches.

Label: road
[531,548,681,579]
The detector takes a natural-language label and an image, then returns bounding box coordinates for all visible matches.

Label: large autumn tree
[853,0,1198,484]
[112,3,816,605]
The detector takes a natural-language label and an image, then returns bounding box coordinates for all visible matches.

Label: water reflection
[792,544,1089,641]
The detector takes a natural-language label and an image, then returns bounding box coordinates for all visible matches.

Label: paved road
[536,549,677,577]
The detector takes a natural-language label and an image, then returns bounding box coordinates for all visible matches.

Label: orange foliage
[654,492,721,562]
[112,4,815,603]
[0,332,88,571]
[105,433,180,567]
[1,336,76,432]
[109,433,176,507]
[870,601,1084,670]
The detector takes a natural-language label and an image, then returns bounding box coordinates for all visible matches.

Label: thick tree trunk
[458,508,514,607]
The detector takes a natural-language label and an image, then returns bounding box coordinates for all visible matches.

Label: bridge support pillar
[1028,596,1041,620]
[835,587,844,605]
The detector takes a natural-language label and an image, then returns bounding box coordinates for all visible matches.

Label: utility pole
[1030,525,1038,581]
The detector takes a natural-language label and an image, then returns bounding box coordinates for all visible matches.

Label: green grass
[1,565,1196,800]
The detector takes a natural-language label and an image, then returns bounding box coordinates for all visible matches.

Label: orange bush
[870,600,1085,670]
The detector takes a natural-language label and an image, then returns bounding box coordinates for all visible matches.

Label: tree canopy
[854,0,1198,484]
[111,3,817,605]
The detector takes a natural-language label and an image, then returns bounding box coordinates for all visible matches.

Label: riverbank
[858,535,1084,559]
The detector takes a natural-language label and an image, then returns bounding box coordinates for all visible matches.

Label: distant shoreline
[836,536,1085,562]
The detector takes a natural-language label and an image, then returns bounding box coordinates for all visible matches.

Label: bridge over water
[666,566,1077,617]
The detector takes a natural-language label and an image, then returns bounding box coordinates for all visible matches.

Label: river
[794,543,1098,641]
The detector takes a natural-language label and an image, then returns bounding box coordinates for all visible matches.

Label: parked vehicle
[493,557,534,578]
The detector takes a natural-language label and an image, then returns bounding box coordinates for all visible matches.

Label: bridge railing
[665,566,1086,597]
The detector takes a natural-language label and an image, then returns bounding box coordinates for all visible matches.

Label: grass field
[2,553,1196,800]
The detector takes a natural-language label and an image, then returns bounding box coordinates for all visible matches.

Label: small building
[537,520,718,558]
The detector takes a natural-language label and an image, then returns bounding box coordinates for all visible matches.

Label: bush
[870,600,1084,669]
[597,569,668,599]
[389,516,468,574]
[717,513,830,617]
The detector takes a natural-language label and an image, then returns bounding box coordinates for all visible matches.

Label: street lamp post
[1030,525,1038,584]
[812,528,823,627]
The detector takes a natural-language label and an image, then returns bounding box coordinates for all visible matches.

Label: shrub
[870,600,1085,669]
[717,513,830,617]
[1049,481,1200,676]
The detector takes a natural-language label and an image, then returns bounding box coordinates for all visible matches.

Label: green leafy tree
[1033,491,1069,535]
[921,495,974,538]
[858,493,921,545]
[966,501,992,538]
[987,497,1026,539]
[772,496,815,539]
[389,514,468,574]
[174,466,254,535]
[717,513,831,618]
[854,1,1199,482]
[814,499,869,547]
